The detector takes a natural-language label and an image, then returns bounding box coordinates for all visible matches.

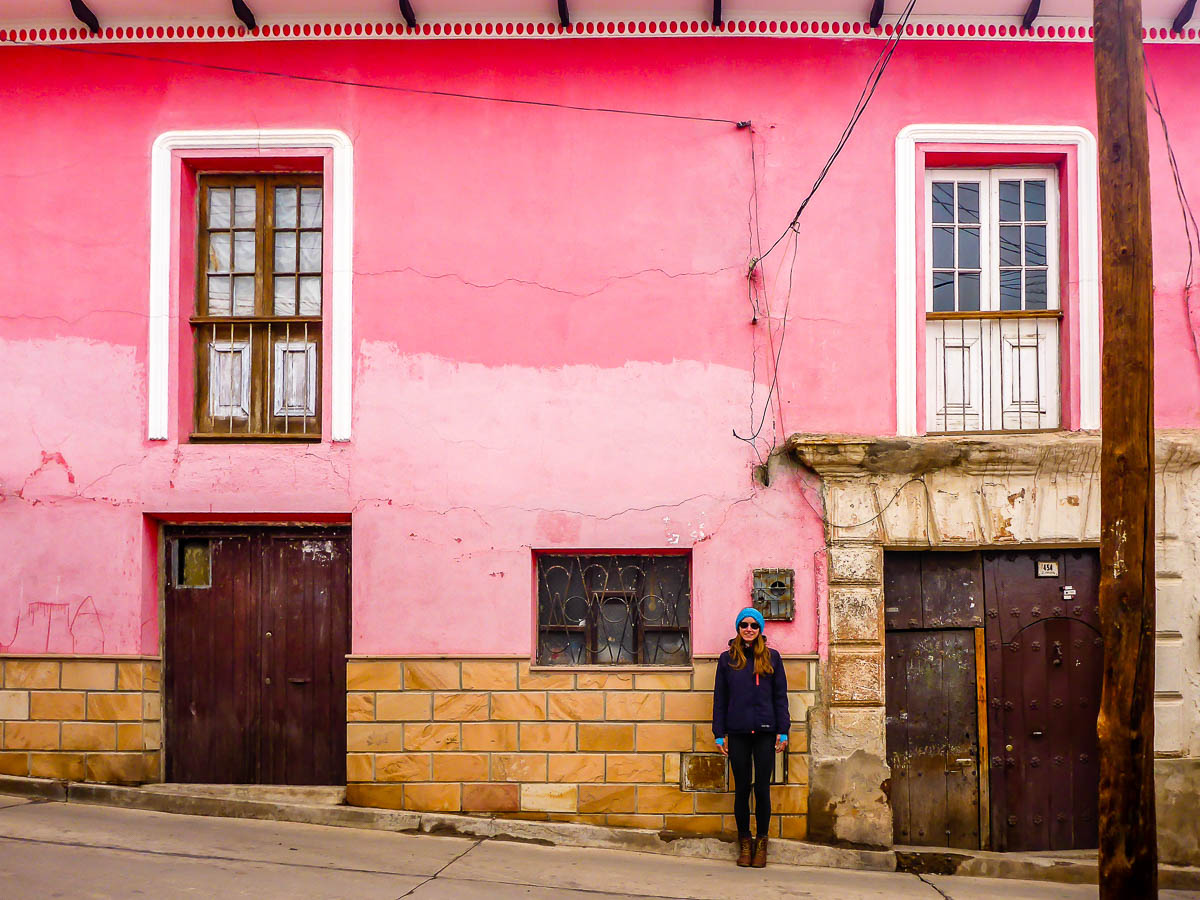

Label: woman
[712,606,789,868]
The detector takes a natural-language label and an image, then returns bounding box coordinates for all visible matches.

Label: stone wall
[0,656,161,783]
[790,431,1200,859]
[344,656,817,837]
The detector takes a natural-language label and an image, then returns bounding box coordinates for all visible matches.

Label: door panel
[984,549,1100,851]
[886,629,980,849]
[164,527,349,786]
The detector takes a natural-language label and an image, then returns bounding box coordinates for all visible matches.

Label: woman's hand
[774,737,787,753]
[716,740,728,757]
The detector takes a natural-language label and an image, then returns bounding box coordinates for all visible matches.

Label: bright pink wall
[2,36,1198,658]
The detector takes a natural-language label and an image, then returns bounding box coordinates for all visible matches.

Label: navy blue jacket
[711,642,790,738]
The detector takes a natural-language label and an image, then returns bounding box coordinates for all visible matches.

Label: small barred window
[536,554,691,666]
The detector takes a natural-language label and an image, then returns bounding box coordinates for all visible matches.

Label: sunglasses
[738,620,761,630]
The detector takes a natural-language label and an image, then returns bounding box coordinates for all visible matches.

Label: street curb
[0,777,893,873]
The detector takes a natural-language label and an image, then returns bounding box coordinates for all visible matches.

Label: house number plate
[1036,561,1059,578]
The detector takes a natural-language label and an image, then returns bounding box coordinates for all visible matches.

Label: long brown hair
[729,633,775,676]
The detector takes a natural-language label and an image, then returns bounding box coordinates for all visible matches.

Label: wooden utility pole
[1093,0,1157,895]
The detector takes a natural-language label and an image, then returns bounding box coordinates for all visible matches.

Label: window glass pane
[1025,225,1047,266]
[1000,269,1023,310]
[999,225,1023,267]
[233,232,255,271]
[299,232,322,273]
[274,232,297,273]
[232,276,255,316]
[999,180,1021,222]
[233,187,256,227]
[643,632,690,666]
[275,187,297,228]
[1025,270,1048,309]
[932,182,954,223]
[958,227,980,269]
[207,276,231,315]
[299,276,322,315]
[933,227,955,268]
[274,277,296,316]
[932,271,955,311]
[1024,180,1047,221]
[957,182,980,224]
[208,188,231,229]
[958,273,980,311]
[300,188,323,228]
[207,233,231,272]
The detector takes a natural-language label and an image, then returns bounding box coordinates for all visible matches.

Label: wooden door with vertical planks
[164,526,350,785]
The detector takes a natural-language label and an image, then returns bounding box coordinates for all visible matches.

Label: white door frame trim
[895,123,1099,436]
[147,128,354,441]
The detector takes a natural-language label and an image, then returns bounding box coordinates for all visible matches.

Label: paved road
[0,797,1195,899]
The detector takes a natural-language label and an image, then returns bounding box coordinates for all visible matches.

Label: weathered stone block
[769,784,808,814]
[29,752,85,780]
[431,753,490,782]
[691,660,717,692]
[605,753,662,782]
[61,722,116,751]
[1154,698,1185,756]
[521,782,576,813]
[404,783,461,812]
[346,723,405,752]
[605,814,663,829]
[546,753,605,783]
[143,721,161,750]
[116,723,143,751]
[575,672,632,690]
[828,482,883,542]
[346,692,375,722]
[491,753,547,782]
[346,661,402,691]
[0,691,30,720]
[925,479,983,545]
[3,721,59,750]
[827,544,883,585]
[142,663,161,692]
[605,692,662,721]
[61,662,116,692]
[547,692,605,721]
[432,692,489,721]
[664,814,724,835]
[519,722,575,751]
[810,706,885,758]
[141,692,161,721]
[633,672,693,691]
[403,723,460,751]
[636,723,693,752]
[461,722,518,752]
[695,791,734,813]
[3,661,59,690]
[828,587,883,644]
[460,661,518,691]
[517,664,574,690]
[664,752,680,783]
[0,752,28,776]
[806,750,890,848]
[374,752,431,782]
[828,649,883,704]
[876,477,930,545]
[85,752,153,784]
[345,784,404,809]
[1156,757,1200,866]
[780,816,808,840]
[1155,577,1191,635]
[28,692,82,721]
[116,662,143,691]
[374,692,432,721]
[637,785,693,815]
[403,661,460,691]
[578,783,637,814]
[662,692,711,722]
[346,753,373,782]
[578,723,634,752]
[1155,638,1185,695]
[681,753,727,792]
[491,692,548,721]
[462,782,520,812]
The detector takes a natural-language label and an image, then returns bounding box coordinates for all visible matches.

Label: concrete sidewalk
[3,775,1198,894]
[3,797,1199,899]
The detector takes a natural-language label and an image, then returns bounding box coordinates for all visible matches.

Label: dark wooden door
[886,629,981,849]
[164,526,350,785]
[983,549,1101,851]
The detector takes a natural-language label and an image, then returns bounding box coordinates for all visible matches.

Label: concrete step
[141,783,346,805]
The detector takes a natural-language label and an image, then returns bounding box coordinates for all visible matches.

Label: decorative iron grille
[536,554,691,666]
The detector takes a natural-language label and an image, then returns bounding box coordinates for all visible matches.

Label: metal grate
[752,568,795,621]
[536,554,691,666]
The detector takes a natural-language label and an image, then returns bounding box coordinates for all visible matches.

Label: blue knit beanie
[734,607,765,633]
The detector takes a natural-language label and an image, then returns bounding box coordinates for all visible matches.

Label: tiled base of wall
[0,657,161,783]
[344,656,817,838]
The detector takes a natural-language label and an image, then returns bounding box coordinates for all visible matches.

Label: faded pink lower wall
[2,35,1199,658]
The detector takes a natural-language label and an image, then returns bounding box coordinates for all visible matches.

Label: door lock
[1006,744,1014,752]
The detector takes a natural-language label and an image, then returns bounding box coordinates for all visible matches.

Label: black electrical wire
[1,40,742,126]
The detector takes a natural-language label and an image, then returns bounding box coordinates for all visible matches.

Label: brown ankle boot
[736,836,753,866]
[751,836,768,867]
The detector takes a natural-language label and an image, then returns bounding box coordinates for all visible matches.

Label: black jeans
[727,731,775,837]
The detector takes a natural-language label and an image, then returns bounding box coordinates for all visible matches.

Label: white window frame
[894,125,1100,436]
[147,128,354,441]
